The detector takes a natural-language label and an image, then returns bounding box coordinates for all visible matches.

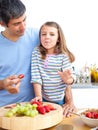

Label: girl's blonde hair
[39,21,75,63]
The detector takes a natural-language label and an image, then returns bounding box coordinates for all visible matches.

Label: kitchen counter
[46,115,90,130]
[72,83,98,89]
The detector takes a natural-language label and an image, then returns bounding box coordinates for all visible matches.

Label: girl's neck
[46,53,56,56]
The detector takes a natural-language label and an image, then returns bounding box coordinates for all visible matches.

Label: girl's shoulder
[58,53,68,58]
[32,47,40,55]
[57,53,69,62]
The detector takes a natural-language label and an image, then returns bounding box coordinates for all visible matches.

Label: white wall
[1,0,98,68]
[22,0,98,69]
[72,88,98,108]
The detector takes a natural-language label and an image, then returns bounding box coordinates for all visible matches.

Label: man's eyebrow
[23,16,26,21]
[12,16,26,25]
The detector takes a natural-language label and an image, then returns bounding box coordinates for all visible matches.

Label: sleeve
[30,49,42,85]
[62,55,76,83]
[62,55,72,71]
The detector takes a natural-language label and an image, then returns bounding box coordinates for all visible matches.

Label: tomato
[85,111,98,119]
[44,105,50,112]
[18,74,24,79]
[94,113,98,119]
[47,104,55,110]
[30,101,42,106]
[37,106,46,114]
[85,112,92,118]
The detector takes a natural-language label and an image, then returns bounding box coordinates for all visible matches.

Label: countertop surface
[72,83,98,89]
[46,115,91,130]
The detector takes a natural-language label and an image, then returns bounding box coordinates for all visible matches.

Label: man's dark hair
[0,0,26,25]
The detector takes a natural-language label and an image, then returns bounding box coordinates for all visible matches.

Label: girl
[31,21,76,117]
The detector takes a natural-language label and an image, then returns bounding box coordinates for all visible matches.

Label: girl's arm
[31,83,42,102]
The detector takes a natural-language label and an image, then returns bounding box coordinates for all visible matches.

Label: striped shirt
[31,47,72,103]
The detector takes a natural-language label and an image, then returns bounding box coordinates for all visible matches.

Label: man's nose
[20,22,26,29]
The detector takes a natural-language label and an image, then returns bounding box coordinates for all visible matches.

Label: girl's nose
[46,34,50,38]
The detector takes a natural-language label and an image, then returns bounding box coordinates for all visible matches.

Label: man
[0,0,76,117]
[0,0,39,106]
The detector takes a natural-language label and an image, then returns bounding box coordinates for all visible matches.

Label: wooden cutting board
[0,102,63,130]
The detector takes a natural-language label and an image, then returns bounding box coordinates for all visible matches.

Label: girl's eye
[50,34,55,36]
[41,33,55,36]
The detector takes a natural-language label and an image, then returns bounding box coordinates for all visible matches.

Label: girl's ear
[57,39,59,42]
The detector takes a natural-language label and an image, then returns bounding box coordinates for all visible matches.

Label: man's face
[4,14,26,37]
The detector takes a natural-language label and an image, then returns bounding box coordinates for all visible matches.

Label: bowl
[90,126,98,130]
[78,108,98,127]
[55,124,74,130]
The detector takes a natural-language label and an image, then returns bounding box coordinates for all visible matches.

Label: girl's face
[40,25,59,54]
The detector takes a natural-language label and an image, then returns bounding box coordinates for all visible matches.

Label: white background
[22,0,98,69]
[0,0,98,108]
[21,0,98,108]
[1,0,98,69]
[20,0,98,108]
[72,88,98,108]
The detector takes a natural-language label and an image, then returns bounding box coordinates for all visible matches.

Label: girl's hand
[30,96,42,103]
[58,69,74,85]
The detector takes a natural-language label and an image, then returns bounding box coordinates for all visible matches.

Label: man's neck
[1,31,19,42]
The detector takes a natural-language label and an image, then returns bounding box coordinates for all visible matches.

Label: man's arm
[65,85,74,104]
[62,85,77,117]
[0,80,4,90]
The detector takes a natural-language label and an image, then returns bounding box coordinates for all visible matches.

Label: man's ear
[0,21,6,27]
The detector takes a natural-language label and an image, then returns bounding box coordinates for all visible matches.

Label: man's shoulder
[25,27,39,35]
[24,27,39,46]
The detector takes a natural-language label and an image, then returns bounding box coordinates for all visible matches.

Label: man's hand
[62,85,77,117]
[62,102,77,117]
[2,75,21,94]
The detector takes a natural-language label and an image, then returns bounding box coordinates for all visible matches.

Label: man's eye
[13,23,19,26]
[41,33,46,36]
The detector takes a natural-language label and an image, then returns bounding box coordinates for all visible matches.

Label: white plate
[77,109,98,127]
[90,126,98,130]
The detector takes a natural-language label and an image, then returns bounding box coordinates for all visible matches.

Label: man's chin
[18,32,25,36]
[18,30,25,36]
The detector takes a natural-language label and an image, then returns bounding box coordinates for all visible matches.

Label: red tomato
[85,112,92,118]
[47,104,55,110]
[18,74,24,79]
[37,106,46,114]
[30,101,42,106]
[44,105,50,112]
